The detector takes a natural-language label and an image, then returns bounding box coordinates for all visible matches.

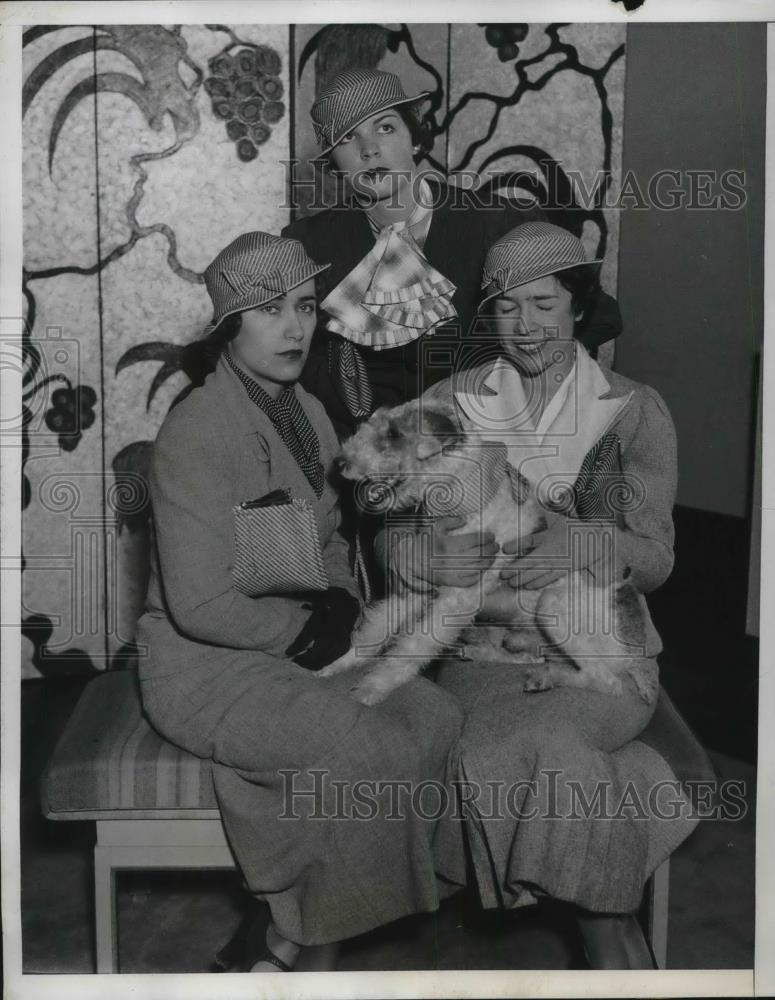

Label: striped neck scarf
[224,350,324,497]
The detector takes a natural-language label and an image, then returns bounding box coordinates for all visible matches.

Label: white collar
[453,346,633,497]
[535,359,576,440]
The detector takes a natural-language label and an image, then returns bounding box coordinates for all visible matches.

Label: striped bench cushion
[41,670,219,819]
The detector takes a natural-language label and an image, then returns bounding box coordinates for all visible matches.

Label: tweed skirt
[432,656,699,914]
[137,613,464,946]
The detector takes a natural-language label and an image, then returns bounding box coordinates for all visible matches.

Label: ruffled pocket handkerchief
[322,226,457,351]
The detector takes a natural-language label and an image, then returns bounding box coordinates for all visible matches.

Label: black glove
[284,587,361,671]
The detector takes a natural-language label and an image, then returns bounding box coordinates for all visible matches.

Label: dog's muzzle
[353,476,404,514]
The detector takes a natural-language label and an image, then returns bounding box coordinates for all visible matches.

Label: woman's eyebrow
[496,293,559,304]
[295,294,317,303]
[372,112,399,124]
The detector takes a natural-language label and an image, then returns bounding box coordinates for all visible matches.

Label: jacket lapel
[452,351,634,503]
[419,178,450,265]
[215,358,319,503]
[322,203,377,294]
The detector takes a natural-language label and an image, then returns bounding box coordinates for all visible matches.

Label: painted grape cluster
[44,385,97,452]
[204,45,285,162]
[480,24,529,63]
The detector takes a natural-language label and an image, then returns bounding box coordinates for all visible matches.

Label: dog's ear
[416,407,463,461]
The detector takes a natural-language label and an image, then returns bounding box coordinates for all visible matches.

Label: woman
[283,68,623,441]
[287,67,619,590]
[421,222,699,968]
[136,231,463,972]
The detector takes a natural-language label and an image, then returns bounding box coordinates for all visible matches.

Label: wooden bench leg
[94,844,119,973]
[92,819,236,972]
[647,858,670,969]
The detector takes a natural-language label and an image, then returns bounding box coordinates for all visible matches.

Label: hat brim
[312,92,431,160]
[202,262,331,338]
[478,257,604,310]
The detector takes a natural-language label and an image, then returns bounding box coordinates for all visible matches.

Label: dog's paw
[564,667,625,696]
[627,665,659,704]
[523,669,553,693]
[317,651,357,677]
[348,675,391,706]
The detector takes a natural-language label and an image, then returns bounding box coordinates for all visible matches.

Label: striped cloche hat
[311,69,429,157]
[480,222,603,308]
[202,231,330,336]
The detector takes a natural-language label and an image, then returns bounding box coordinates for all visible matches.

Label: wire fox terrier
[319,397,653,707]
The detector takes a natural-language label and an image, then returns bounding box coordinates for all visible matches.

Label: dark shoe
[212,914,252,972]
[249,946,293,972]
[212,896,272,971]
[578,912,656,970]
[242,901,274,971]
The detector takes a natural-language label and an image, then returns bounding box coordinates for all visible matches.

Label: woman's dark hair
[171,312,243,397]
[555,263,602,331]
[202,311,243,365]
[396,103,435,160]
[315,100,434,171]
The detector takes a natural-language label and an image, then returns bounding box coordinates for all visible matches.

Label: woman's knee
[344,684,461,788]
[207,671,367,772]
[138,677,209,758]
[377,675,464,757]
[457,716,591,781]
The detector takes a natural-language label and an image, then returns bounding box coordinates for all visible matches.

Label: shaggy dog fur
[319,397,651,706]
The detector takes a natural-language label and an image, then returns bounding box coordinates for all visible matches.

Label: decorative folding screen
[21,23,626,678]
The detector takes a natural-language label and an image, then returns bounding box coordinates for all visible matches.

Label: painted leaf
[49,72,157,174]
[147,359,184,410]
[297,27,326,82]
[115,342,185,376]
[22,26,70,48]
[23,34,115,118]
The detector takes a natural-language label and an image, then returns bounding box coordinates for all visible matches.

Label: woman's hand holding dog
[378,517,499,590]
[500,515,579,590]
[429,517,500,587]
[501,516,634,591]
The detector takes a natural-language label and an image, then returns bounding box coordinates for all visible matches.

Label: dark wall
[616,23,765,519]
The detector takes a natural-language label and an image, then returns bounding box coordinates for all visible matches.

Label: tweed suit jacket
[283,179,623,439]
[141,354,358,672]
